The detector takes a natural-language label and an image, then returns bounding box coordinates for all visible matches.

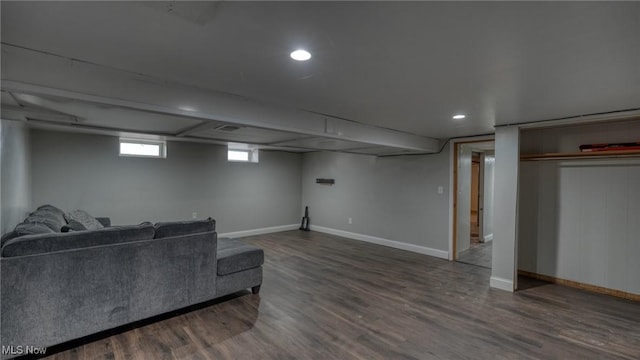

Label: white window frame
[119,138,167,158]
[227,143,259,163]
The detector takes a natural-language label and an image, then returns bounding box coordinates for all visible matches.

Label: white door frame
[448,135,495,260]
[478,152,485,243]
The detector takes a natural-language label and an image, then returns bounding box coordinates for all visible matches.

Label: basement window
[119,139,167,158]
[228,150,250,161]
[227,144,259,163]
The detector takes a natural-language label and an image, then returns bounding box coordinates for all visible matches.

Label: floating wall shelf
[316,178,335,185]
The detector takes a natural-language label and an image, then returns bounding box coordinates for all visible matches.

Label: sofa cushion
[24,214,64,232]
[0,222,55,250]
[0,230,20,247]
[14,222,56,237]
[65,209,104,230]
[217,238,264,276]
[95,217,112,227]
[154,218,215,239]
[1,223,155,257]
[36,204,67,223]
[61,219,88,232]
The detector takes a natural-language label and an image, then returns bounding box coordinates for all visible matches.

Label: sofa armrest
[96,217,111,227]
[1,231,218,353]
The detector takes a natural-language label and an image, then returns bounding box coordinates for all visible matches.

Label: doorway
[453,140,495,268]
[471,152,481,244]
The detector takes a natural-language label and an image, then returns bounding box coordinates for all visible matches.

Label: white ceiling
[1,1,639,153]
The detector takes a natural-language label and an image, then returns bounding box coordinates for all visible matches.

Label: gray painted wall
[1,120,32,234]
[301,149,450,252]
[30,130,302,233]
[491,125,520,291]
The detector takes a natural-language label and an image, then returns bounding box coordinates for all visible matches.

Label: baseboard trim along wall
[219,224,299,239]
[518,270,640,301]
[310,225,449,259]
[489,276,514,292]
[483,233,494,242]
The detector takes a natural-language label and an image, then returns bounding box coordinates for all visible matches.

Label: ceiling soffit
[1,45,440,155]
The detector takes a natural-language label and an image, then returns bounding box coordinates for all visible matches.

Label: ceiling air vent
[214,124,242,132]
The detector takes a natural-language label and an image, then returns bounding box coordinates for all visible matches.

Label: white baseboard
[490,276,514,292]
[483,233,494,242]
[311,225,449,259]
[219,224,299,238]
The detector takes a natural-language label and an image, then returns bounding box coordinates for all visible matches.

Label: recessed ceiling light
[452,114,466,120]
[179,105,196,112]
[290,49,311,61]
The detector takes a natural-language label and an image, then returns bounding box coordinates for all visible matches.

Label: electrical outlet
[348,217,353,224]
[192,212,198,219]
[437,186,444,194]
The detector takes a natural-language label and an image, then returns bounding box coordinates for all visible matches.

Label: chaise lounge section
[217,237,265,296]
[0,206,264,359]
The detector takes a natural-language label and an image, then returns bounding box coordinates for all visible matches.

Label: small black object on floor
[299,206,310,231]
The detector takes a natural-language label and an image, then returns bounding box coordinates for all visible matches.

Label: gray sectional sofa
[0,205,263,359]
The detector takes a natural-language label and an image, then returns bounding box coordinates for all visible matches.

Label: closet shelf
[520,149,640,161]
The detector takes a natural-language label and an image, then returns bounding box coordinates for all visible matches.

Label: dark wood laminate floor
[457,241,492,268]
[46,230,640,360]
